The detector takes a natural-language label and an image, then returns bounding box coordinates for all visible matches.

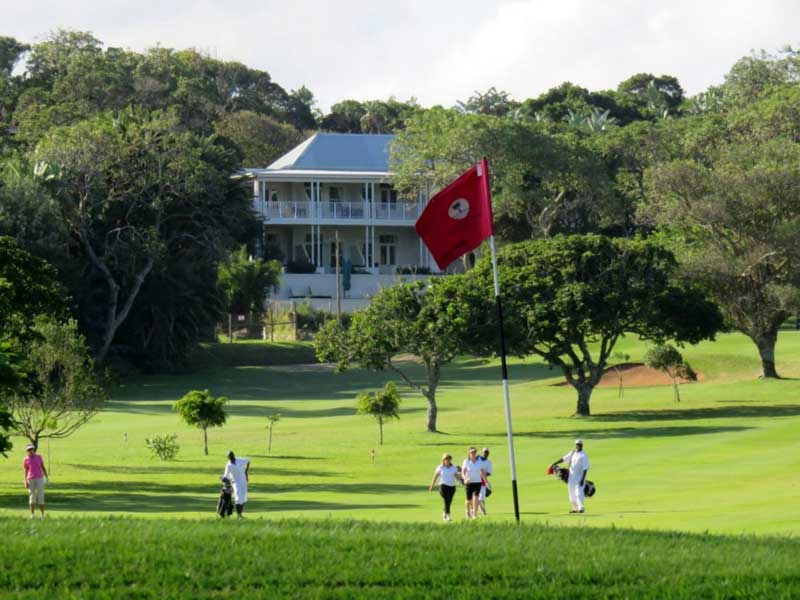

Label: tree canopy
[469,235,722,416]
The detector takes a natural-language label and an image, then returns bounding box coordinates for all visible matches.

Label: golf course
[1,331,799,597]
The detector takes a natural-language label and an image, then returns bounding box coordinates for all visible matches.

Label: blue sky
[3,0,798,111]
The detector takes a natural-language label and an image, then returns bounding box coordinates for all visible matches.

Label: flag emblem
[448,199,470,220]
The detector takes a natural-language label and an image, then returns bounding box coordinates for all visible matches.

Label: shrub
[145,434,180,461]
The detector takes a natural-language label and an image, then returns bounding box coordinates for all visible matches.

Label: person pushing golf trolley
[549,439,593,513]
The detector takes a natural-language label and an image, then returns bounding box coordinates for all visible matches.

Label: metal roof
[266,133,394,173]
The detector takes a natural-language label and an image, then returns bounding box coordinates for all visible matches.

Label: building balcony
[256,200,421,223]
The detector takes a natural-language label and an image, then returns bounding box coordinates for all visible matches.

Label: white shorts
[479,485,489,501]
[27,478,45,505]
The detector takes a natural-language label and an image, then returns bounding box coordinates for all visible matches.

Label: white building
[244,133,444,310]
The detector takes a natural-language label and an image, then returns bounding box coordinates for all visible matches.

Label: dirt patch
[556,363,704,387]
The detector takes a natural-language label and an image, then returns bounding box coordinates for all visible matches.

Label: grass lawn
[1,331,798,537]
[1,518,798,599]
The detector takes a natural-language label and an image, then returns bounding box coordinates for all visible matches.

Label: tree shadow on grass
[62,463,333,478]
[108,401,425,419]
[0,481,423,514]
[486,425,753,440]
[593,404,800,422]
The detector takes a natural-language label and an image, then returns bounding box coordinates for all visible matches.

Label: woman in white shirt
[461,447,487,519]
[428,453,458,521]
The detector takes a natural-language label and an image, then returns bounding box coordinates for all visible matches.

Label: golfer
[461,447,486,519]
[477,447,493,516]
[428,453,458,521]
[23,443,48,519]
[222,451,250,519]
[551,439,590,513]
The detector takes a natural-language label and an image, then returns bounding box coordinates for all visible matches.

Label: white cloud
[2,0,798,111]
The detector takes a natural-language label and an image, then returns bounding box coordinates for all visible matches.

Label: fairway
[1,332,799,536]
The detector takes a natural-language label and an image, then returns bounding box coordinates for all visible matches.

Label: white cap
[25,443,36,450]
[575,439,583,445]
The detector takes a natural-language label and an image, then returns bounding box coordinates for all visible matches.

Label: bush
[296,303,351,339]
[286,259,317,274]
[145,434,180,461]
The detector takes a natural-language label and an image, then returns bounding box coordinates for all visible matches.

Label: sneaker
[578,509,584,513]
[29,514,35,520]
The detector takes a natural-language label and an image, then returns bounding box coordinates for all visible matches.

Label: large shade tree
[644,86,800,378]
[34,107,253,365]
[470,235,722,416]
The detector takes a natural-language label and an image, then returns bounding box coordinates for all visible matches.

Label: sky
[3,0,799,112]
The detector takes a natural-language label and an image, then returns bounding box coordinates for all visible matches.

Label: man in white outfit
[223,450,250,519]
[551,439,590,513]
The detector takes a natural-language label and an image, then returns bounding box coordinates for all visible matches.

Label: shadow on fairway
[486,425,753,439]
[593,404,800,422]
[107,400,424,419]
[62,463,335,478]
[0,481,425,514]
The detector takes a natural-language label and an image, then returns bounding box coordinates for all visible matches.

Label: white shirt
[222,457,249,503]
[435,464,458,486]
[461,458,485,484]
[478,457,493,478]
[562,450,589,482]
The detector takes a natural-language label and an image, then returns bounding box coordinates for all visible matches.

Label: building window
[328,187,343,202]
[269,190,279,203]
[361,242,373,266]
[304,183,312,201]
[380,184,397,204]
[379,234,396,266]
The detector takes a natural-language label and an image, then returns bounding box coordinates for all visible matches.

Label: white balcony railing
[374,201,420,221]
[263,200,311,219]
[259,200,421,221]
[319,201,367,219]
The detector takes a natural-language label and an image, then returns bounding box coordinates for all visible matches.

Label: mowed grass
[1,518,799,599]
[0,331,799,538]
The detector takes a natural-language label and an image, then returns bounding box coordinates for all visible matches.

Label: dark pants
[440,484,456,514]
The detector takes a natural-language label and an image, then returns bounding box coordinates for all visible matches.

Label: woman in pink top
[23,443,47,518]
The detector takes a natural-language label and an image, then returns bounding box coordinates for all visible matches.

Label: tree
[218,245,281,316]
[0,343,14,456]
[4,317,107,449]
[456,87,518,116]
[316,277,481,432]
[174,389,228,456]
[266,413,280,454]
[644,88,800,378]
[644,344,696,403]
[470,235,722,416]
[34,108,253,364]
[356,382,400,445]
[214,111,304,167]
[0,236,67,341]
[617,73,685,114]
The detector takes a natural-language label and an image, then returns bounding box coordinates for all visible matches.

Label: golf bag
[547,465,596,497]
[217,477,234,518]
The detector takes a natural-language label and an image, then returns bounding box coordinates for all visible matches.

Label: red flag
[414,158,494,270]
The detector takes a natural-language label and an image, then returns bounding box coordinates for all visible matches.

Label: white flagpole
[489,234,521,522]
